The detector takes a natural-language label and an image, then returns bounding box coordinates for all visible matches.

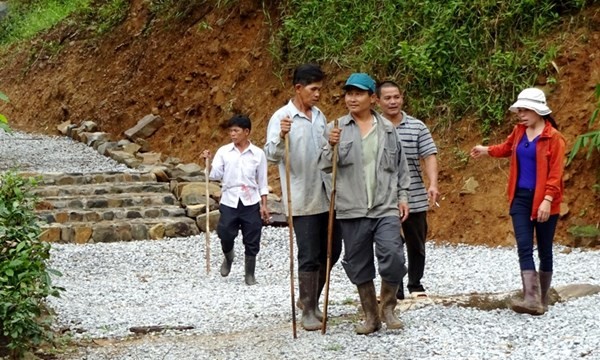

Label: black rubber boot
[298,271,322,331]
[539,271,553,313]
[396,278,405,300]
[220,250,234,277]
[511,270,544,315]
[380,281,404,329]
[355,280,381,335]
[244,255,257,286]
[297,266,327,321]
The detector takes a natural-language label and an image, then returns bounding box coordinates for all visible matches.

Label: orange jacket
[488,121,566,220]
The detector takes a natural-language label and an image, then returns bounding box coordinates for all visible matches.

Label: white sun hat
[509,88,552,116]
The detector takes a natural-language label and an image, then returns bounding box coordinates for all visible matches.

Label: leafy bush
[0,91,9,133]
[0,171,62,359]
[276,0,589,131]
[567,84,600,165]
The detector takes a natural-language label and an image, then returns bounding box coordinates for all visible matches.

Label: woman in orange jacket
[471,88,566,315]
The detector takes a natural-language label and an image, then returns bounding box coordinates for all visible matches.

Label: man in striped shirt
[376,81,440,299]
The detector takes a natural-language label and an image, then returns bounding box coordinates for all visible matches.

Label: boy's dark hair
[293,63,325,86]
[228,114,252,131]
[375,80,402,97]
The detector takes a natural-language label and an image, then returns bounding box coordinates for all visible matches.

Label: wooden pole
[321,119,339,334]
[284,134,297,339]
[205,156,211,274]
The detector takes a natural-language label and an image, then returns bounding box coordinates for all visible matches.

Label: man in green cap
[319,73,410,334]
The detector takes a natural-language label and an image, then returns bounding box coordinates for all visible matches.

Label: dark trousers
[402,211,427,293]
[339,216,405,286]
[293,212,342,272]
[217,201,262,256]
[510,189,558,272]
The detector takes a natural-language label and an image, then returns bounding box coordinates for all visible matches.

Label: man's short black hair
[375,80,402,97]
[228,114,252,131]
[293,63,325,86]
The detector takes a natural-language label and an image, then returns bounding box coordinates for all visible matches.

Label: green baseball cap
[343,73,376,93]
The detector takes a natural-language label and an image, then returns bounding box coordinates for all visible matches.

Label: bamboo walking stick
[284,134,297,339]
[204,156,211,274]
[321,119,339,334]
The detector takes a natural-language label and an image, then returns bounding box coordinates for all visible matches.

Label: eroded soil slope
[1,2,599,246]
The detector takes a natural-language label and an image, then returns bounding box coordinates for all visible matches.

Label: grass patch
[568,225,600,238]
[275,0,590,132]
[0,0,91,46]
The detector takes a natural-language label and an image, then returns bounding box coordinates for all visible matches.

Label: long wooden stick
[284,134,297,339]
[205,156,211,274]
[321,119,339,334]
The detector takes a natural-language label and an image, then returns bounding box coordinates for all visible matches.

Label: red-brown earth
[0,1,599,247]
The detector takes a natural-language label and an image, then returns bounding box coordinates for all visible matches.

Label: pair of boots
[355,280,404,335]
[511,270,553,315]
[220,250,257,286]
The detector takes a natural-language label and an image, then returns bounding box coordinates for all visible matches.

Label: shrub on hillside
[568,84,600,166]
[0,171,62,359]
[277,0,590,131]
[0,91,9,133]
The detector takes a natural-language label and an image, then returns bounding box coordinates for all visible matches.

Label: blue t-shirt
[516,135,539,190]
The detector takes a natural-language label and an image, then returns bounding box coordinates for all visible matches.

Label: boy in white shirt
[202,114,270,285]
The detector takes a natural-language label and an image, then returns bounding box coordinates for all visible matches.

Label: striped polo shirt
[394,111,438,213]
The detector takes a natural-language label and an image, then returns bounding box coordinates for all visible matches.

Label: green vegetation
[0,91,10,133]
[0,171,62,359]
[568,84,600,165]
[0,0,130,46]
[0,0,90,45]
[85,0,129,35]
[568,224,600,237]
[276,0,590,131]
[0,0,596,132]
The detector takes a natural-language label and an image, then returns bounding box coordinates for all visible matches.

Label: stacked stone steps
[27,171,157,185]
[32,181,170,197]
[37,206,186,224]
[30,172,200,243]
[41,193,178,210]
[40,218,199,243]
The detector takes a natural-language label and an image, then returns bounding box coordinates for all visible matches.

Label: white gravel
[3,130,600,359]
[0,131,130,173]
[47,231,600,360]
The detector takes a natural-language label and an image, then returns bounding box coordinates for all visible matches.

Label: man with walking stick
[320,73,409,334]
[265,64,342,332]
[202,114,270,285]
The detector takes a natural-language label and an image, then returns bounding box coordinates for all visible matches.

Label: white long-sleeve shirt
[264,100,330,216]
[209,142,269,208]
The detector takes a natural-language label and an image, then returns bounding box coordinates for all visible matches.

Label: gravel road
[2,130,599,360]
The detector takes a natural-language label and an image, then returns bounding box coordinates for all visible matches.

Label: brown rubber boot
[539,271,553,313]
[380,281,404,329]
[298,271,322,331]
[244,255,257,285]
[296,266,327,321]
[511,270,544,315]
[220,250,234,277]
[355,281,381,335]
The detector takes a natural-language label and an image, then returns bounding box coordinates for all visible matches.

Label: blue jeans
[510,189,558,272]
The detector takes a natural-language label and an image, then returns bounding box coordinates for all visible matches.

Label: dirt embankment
[0,2,599,247]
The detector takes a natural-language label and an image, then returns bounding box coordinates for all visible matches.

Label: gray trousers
[339,216,406,286]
